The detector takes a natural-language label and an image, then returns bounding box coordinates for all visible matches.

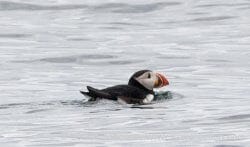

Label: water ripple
[108,60,144,65]
[218,114,250,120]
[191,16,236,22]
[0,1,181,13]
[94,2,181,13]
[25,108,51,114]
[0,1,88,11]
[0,33,31,38]
[196,3,250,8]
[214,145,243,147]
[37,54,117,64]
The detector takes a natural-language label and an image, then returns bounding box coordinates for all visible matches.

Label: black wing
[102,85,148,100]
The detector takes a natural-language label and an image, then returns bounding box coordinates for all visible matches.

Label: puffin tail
[79,90,90,97]
[80,86,112,101]
[80,89,96,101]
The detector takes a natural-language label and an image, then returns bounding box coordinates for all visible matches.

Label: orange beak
[154,73,169,88]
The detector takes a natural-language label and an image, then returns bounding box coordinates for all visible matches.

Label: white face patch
[142,94,154,104]
[135,71,157,90]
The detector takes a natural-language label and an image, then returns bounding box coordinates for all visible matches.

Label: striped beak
[154,73,169,88]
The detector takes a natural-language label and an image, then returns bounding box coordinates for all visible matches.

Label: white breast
[142,94,154,104]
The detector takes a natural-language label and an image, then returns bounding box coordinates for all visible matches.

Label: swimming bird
[80,70,169,104]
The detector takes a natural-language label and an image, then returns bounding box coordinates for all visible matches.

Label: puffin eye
[147,73,151,78]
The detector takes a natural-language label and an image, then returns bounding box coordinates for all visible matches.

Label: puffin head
[128,70,169,91]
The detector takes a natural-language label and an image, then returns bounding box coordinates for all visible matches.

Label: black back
[102,85,149,100]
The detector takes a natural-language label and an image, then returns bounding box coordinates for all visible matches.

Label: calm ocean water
[0,0,250,146]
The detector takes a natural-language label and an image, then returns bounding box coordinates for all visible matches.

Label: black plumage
[80,70,157,104]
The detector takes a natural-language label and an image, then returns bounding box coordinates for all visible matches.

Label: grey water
[0,0,250,146]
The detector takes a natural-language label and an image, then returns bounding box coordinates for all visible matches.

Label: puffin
[80,70,169,104]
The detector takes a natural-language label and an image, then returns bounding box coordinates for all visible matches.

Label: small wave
[214,145,244,147]
[195,3,250,8]
[108,60,144,65]
[217,114,250,120]
[13,54,117,64]
[0,33,31,38]
[0,1,181,13]
[94,2,181,13]
[40,54,117,63]
[25,108,51,114]
[0,1,88,11]
[191,16,236,22]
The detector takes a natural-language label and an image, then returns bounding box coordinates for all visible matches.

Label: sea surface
[1,0,250,146]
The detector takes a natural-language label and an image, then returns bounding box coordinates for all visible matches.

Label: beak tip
[156,73,169,87]
[165,79,169,86]
[163,77,169,86]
